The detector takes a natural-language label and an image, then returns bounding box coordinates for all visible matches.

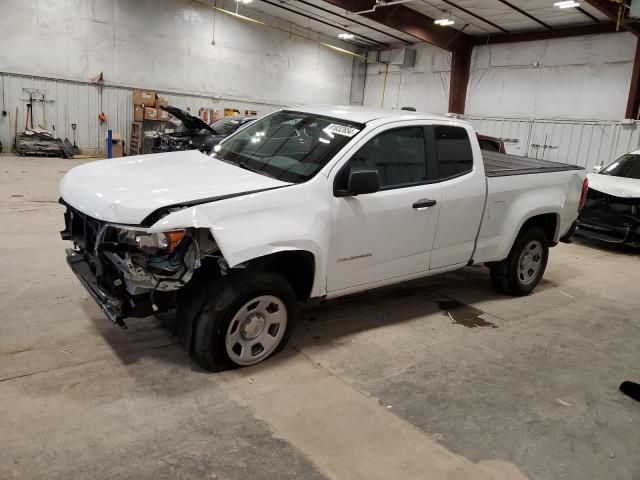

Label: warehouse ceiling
[238,0,416,47]
[407,0,608,35]
[240,0,622,48]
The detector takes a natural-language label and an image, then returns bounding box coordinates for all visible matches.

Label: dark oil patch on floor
[436,299,498,328]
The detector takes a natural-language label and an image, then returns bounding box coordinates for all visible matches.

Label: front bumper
[66,248,128,327]
[576,193,640,245]
[61,201,197,326]
[575,219,635,244]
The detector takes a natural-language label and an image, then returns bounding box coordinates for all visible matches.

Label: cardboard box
[144,107,158,120]
[134,105,144,122]
[106,132,124,158]
[157,108,170,121]
[133,90,156,106]
[155,97,168,108]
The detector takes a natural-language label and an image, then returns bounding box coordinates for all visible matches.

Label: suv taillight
[579,178,589,212]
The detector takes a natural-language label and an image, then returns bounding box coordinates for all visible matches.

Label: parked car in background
[60,106,586,370]
[152,106,254,153]
[575,150,640,246]
[477,134,506,153]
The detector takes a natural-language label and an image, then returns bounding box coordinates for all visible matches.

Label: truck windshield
[600,154,640,179]
[212,111,363,183]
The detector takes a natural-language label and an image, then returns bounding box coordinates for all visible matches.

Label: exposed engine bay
[60,201,220,327]
[152,130,218,153]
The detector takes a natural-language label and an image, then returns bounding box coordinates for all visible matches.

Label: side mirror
[347,168,380,195]
[593,165,603,173]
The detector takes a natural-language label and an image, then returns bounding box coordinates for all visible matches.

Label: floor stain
[437,299,498,328]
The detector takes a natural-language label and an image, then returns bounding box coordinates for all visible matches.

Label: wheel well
[520,213,558,245]
[256,251,315,301]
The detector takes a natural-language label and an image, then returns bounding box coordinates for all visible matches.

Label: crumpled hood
[59,150,290,224]
[587,173,640,199]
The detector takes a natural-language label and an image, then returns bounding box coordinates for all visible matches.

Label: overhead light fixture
[213,5,263,24]
[434,18,455,26]
[554,0,580,7]
[235,0,253,3]
[338,32,354,39]
[321,42,367,59]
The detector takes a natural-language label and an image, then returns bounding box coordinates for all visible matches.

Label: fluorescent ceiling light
[214,6,264,24]
[553,0,580,7]
[321,42,367,59]
[338,32,354,39]
[434,18,455,26]
[235,0,253,3]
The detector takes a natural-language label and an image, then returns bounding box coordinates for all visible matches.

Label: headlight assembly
[116,228,187,254]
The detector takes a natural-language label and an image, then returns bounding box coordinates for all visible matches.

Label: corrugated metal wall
[0,72,284,155]
[463,115,640,170]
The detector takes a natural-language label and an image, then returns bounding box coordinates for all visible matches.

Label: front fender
[147,184,331,298]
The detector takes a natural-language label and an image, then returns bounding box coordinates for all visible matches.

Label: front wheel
[490,228,549,296]
[192,271,297,370]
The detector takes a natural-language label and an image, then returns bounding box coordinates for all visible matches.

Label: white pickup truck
[60,106,587,369]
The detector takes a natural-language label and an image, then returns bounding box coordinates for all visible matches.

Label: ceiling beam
[576,6,601,23]
[471,22,620,44]
[437,0,510,34]
[583,0,640,35]
[295,0,411,44]
[260,0,388,46]
[494,0,552,29]
[321,0,471,51]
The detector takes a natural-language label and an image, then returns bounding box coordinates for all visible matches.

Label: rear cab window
[431,125,474,181]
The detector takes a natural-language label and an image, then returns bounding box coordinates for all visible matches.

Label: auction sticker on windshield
[324,124,360,137]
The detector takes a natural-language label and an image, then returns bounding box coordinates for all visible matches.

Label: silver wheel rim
[517,240,543,285]
[225,295,287,366]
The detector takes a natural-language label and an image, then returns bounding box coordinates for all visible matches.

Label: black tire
[490,227,549,296]
[191,271,297,371]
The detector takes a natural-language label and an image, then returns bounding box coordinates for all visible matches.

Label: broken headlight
[116,228,187,254]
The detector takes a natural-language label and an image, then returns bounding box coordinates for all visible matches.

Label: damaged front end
[576,189,640,246]
[60,200,219,327]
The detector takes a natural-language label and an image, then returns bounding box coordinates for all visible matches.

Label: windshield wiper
[236,161,277,178]
[218,157,276,179]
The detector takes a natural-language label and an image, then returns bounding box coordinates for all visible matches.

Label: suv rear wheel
[490,227,549,296]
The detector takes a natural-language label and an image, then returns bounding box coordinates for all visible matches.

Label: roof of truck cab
[285,105,466,125]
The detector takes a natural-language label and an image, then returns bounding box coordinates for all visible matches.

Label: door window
[341,127,427,189]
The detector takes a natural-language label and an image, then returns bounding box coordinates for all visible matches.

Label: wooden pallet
[129,122,142,155]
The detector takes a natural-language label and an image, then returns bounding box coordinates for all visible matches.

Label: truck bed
[483,151,584,177]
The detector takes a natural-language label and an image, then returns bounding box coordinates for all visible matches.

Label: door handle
[412,199,437,209]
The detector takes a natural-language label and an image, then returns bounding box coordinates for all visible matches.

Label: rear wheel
[490,228,549,296]
[192,271,297,370]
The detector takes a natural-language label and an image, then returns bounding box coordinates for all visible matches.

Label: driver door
[326,125,442,293]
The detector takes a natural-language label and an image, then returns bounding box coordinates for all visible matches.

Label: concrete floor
[1,154,639,480]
